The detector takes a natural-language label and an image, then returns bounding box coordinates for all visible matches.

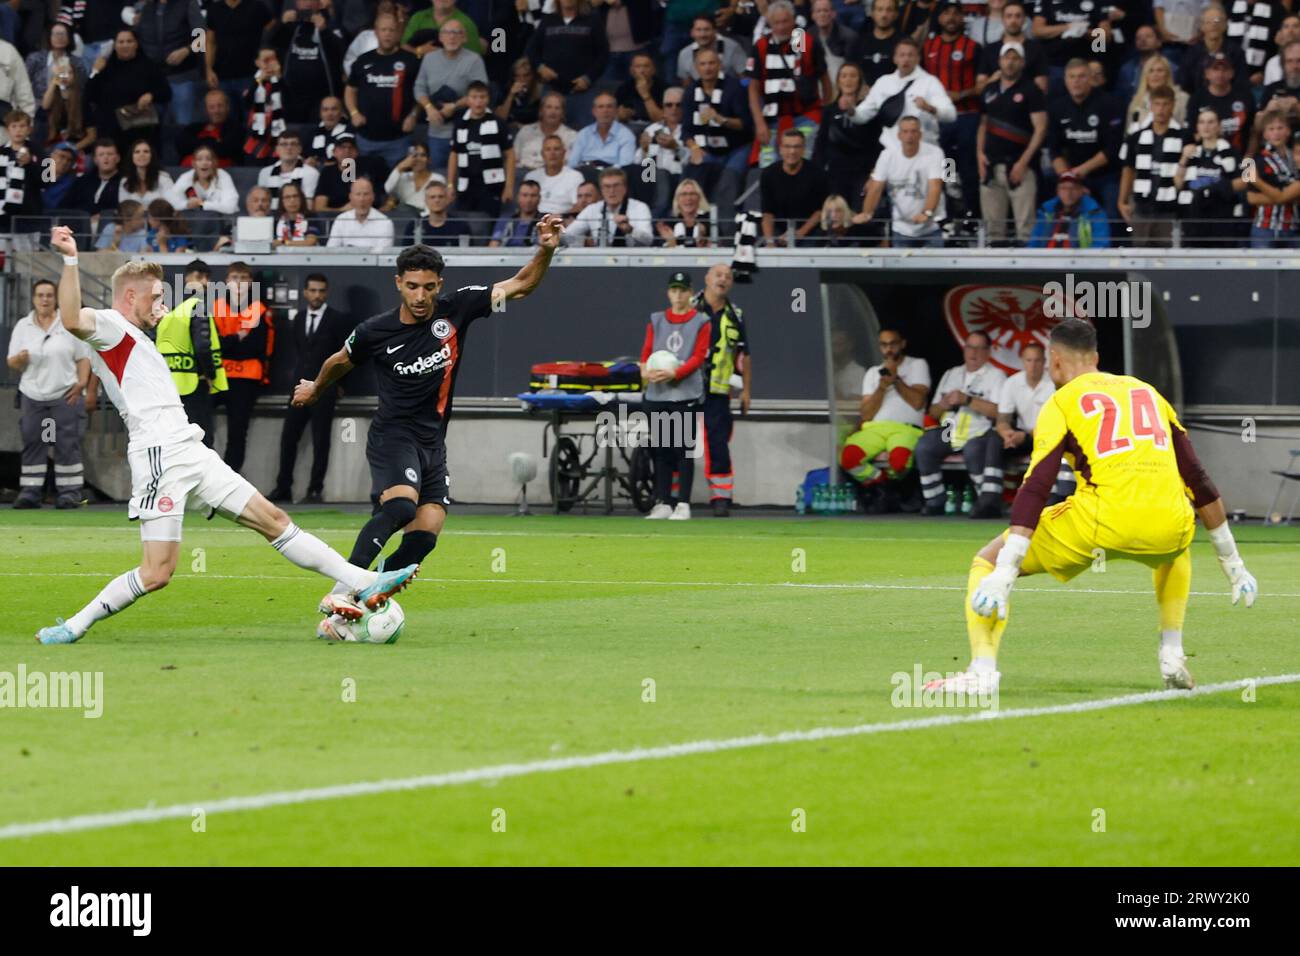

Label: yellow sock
[1154,548,1191,633]
[965,556,1008,665]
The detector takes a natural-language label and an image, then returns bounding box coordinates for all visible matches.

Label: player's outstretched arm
[491,214,563,304]
[292,347,354,407]
[50,226,97,340]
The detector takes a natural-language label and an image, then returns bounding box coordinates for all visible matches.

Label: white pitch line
[1,673,1296,842]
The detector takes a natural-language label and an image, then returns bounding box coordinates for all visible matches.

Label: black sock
[387,530,437,569]
[348,498,418,569]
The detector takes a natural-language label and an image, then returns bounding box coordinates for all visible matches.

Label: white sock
[1160,630,1184,656]
[66,568,147,637]
[969,655,998,674]
[270,523,375,592]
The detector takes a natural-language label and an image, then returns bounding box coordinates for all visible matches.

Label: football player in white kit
[36,226,418,644]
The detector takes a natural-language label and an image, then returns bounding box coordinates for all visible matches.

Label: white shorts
[128,438,258,542]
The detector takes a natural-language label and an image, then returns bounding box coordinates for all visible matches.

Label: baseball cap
[935,1,961,14]
[1000,41,1026,57]
[335,132,358,144]
[1058,171,1082,185]
[668,270,692,290]
[1207,51,1232,66]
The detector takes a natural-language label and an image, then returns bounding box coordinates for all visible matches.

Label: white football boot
[318,592,365,621]
[316,614,351,641]
[923,670,1001,695]
[1159,648,1196,690]
[669,502,691,520]
[645,503,673,519]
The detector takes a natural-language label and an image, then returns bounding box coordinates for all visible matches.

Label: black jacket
[286,304,352,383]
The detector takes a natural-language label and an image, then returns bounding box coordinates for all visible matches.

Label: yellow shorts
[1013,497,1194,582]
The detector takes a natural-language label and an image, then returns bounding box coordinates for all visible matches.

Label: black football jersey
[345,285,493,442]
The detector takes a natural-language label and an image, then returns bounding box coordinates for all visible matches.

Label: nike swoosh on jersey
[386,344,406,353]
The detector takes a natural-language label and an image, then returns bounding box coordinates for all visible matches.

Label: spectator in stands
[900,0,940,43]
[924,3,980,215]
[1116,24,1180,105]
[496,56,544,131]
[852,37,955,149]
[978,341,1060,516]
[853,114,944,246]
[1119,85,1187,246]
[760,127,831,245]
[7,277,91,510]
[1048,57,1124,223]
[307,96,352,166]
[849,0,901,89]
[600,0,658,84]
[748,1,831,166]
[617,51,665,127]
[177,89,242,168]
[528,0,609,128]
[326,176,395,249]
[977,42,1047,244]
[975,1,1047,95]
[346,10,421,170]
[839,326,930,508]
[813,62,877,204]
[145,199,192,253]
[416,18,488,172]
[243,47,286,164]
[569,90,637,172]
[0,109,41,238]
[135,0,209,128]
[638,87,687,215]
[1034,0,1121,95]
[271,0,345,124]
[564,165,654,244]
[676,13,747,84]
[915,330,1006,516]
[41,142,80,211]
[97,199,149,252]
[1244,109,1300,246]
[26,21,84,118]
[1176,109,1245,244]
[404,0,484,56]
[1263,15,1300,85]
[1027,170,1111,247]
[1256,41,1300,135]
[258,131,321,208]
[812,0,859,83]
[214,260,273,474]
[815,193,875,244]
[524,134,585,215]
[489,178,542,246]
[661,0,717,80]
[657,177,714,245]
[1181,4,1247,94]
[682,46,752,225]
[67,138,122,239]
[84,29,169,154]
[514,92,577,172]
[213,183,275,250]
[1226,0,1279,84]
[61,3,119,76]
[1126,55,1189,130]
[449,81,515,217]
[0,34,34,137]
[272,180,321,248]
[965,0,1006,49]
[344,2,405,74]
[269,271,351,503]
[384,141,445,215]
[570,178,600,220]
[313,133,388,212]
[37,37,88,151]
[406,178,474,245]
[1188,52,1253,155]
[206,0,276,108]
[119,138,174,207]
[169,143,240,248]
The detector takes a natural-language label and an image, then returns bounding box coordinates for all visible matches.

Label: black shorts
[366,425,451,509]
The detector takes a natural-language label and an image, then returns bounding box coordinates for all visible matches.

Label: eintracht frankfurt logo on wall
[943,284,1083,375]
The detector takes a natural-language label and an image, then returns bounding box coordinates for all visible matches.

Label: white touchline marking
[1,674,1296,842]
[0,571,1296,598]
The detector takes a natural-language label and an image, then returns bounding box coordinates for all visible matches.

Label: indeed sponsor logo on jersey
[394,342,453,375]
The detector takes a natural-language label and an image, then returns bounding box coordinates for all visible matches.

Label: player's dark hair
[1049,319,1097,354]
[396,244,444,276]
[184,259,210,278]
[32,278,55,294]
[467,79,490,96]
[305,272,328,287]
[227,260,252,277]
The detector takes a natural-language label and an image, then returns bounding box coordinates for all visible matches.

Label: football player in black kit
[291,218,563,623]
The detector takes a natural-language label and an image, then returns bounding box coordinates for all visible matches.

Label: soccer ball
[322,598,405,644]
[645,350,681,375]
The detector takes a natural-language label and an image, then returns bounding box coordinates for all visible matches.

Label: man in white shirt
[840,328,931,507]
[986,341,1074,511]
[563,166,654,246]
[852,37,957,147]
[6,278,91,508]
[513,92,578,172]
[637,87,689,215]
[326,178,396,250]
[35,226,418,645]
[524,134,586,215]
[915,330,1008,516]
[853,115,946,245]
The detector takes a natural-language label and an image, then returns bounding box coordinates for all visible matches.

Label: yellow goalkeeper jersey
[1012,371,1219,554]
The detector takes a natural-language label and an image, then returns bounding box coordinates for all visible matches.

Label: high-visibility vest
[157,296,228,396]
[213,299,274,384]
[703,298,745,396]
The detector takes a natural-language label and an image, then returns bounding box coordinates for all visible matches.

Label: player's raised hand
[1218,554,1258,607]
[291,379,319,407]
[51,225,78,258]
[536,214,564,251]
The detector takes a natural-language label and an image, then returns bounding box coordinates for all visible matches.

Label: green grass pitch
[0,508,1296,866]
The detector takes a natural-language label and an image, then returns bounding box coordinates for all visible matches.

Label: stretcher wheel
[549,436,581,512]
[629,445,655,514]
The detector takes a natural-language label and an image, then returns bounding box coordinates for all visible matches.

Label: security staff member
[213,261,274,474]
[157,259,227,448]
[270,274,353,504]
[6,279,90,509]
[693,262,751,517]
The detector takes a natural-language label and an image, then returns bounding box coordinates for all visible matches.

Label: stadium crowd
[0,0,1293,250]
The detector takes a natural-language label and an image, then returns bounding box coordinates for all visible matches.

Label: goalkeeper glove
[971,533,1030,620]
[1209,523,1258,608]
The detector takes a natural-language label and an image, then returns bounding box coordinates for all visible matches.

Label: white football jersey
[83,308,201,450]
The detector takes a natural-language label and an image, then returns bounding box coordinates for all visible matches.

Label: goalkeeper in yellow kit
[930,319,1259,694]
